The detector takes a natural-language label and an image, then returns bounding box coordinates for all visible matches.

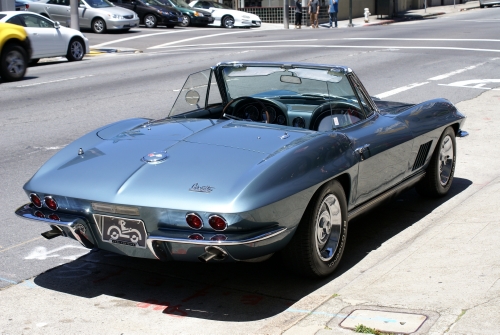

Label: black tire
[0,44,27,82]
[144,14,157,28]
[222,15,234,28]
[180,14,191,27]
[66,37,85,61]
[416,126,456,197]
[480,4,484,8]
[281,180,348,277]
[92,18,106,34]
[29,58,40,66]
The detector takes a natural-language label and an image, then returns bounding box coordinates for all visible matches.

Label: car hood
[25,118,317,212]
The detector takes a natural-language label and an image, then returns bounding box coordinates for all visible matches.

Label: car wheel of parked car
[0,44,27,82]
[144,14,157,28]
[180,14,191,27]
[66,37,85,62]
[281,180,348,277]
[416,126,456,197]
[92,18,106,34]
[222,15,234,28]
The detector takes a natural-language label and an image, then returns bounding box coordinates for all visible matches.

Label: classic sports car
[15,62,468,277]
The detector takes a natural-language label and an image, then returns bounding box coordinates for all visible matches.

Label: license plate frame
[100,215,147,249]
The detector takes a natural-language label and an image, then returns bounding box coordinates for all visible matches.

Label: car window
[20,14,54,28]
[169,0,190,8]
[196,1,210,8]
[0,14,6,20]
[211,1,231,9]
[6,15,25,27]
[141,0,165,6]
[84,0,114,8]
[46,0,59,4]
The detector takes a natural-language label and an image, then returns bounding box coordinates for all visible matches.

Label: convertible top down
[16,62,468,277]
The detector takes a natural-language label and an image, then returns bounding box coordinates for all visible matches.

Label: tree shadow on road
[33,178,472,321]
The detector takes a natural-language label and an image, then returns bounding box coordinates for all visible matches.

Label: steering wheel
[222,96,270,123]
[311,102,363,131]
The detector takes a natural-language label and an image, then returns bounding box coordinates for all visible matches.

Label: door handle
[354,144,370,161]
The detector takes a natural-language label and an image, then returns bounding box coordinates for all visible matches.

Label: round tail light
[188,233,204,240]
[34,211,45,218]
[30,193,42,208]
[208,215,227,231]
[44,196,58,211]
[186,213,203,230]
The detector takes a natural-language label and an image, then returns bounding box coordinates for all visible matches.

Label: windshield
[84,0,114,8]
[222,66,356,101]
[169,0,190,8]
[210,1,232,9]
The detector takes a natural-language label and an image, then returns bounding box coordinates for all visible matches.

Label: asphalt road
[0,5,499,334]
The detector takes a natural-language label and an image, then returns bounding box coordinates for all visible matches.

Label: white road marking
[343,38,500,42]
[428,62,488,81]
[438,79,500,90]
[17,75,94,88]
[374,82,429,99]
[91,29,202,48]
[148,30,253,49]
[146,44,500,53]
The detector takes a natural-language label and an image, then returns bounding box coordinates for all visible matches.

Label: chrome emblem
[142,151,168,164]
[189,183,215,193]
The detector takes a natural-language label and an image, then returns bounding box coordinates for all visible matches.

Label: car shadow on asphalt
[33,177,472,321]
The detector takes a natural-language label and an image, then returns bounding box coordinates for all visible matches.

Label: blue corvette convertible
[16,62,468,277]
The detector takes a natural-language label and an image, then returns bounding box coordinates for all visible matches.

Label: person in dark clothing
[295,0,302,29]
[328,0,338,28]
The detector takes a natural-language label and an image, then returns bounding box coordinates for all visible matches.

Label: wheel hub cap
[315,194,342,261]
[439,135,454,186]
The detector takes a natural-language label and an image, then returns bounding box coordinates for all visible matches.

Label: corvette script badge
[189,183,214,193]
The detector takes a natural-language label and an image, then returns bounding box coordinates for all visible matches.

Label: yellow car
[0,22,32,82]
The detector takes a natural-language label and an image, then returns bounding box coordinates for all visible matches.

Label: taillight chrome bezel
[44,196,58,211]
[188,233,204,240]
[29,193,42,208]
[48,214,60,221]
[34,211,45,218]
[185,213,203,230]
[208,215,228,231]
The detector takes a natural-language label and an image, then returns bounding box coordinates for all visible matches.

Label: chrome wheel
[180,14,190,27]
[144,14,157,28]
[68,40,84,61]
[92,18,106,34]
[222,16,234,28]
[439,135,454,186]
[314,194,342,261]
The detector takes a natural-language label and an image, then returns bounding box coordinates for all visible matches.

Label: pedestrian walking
[328,0,338,28]
[308,0,319,28]
[295,0,302,29]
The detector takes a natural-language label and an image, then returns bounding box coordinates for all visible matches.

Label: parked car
[15,61,468,277]
[189,0,260,28]
[0,22,31,81]
[0,11,89,63]
[479,0,500,7]
[27,0,139,34]
[108,0,182,28]
[156,0,213,27]
[15,1,27,11]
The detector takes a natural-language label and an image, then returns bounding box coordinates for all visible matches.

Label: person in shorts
[308,0,319,28]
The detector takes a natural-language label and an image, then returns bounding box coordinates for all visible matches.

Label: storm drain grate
[340,309,427,334]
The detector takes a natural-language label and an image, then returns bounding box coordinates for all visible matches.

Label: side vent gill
[412,141,432,171]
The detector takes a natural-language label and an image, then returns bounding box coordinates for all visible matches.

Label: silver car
[480,0,500,7]
[27,0,139,34]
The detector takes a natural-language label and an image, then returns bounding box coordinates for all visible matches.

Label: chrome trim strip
[348,171,426,221]
[146,227,287,251]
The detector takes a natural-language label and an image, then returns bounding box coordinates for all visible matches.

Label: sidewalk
[260,0,480,30]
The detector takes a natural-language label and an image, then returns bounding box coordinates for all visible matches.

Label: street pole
[348,0,353,27]
[69,0,80,30]
[284,0,289,29]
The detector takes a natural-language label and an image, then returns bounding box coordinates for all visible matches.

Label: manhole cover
[340,309,427,334]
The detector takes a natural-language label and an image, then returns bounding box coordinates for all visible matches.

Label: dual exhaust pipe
[198,246,227,262]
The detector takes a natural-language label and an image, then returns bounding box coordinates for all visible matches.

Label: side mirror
[54,21,61,28]
[185,90,200,105]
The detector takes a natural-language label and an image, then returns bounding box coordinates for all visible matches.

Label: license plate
[101,215,147,249]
